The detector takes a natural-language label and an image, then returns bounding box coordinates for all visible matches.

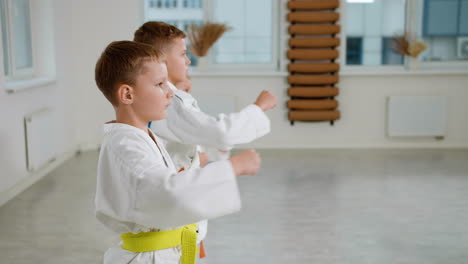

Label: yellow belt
[121,224,198,264]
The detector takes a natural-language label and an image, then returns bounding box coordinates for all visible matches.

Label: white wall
[191,73,468,149]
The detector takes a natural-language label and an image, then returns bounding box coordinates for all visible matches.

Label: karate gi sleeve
[132,159,242,229]
[152,101,270,150]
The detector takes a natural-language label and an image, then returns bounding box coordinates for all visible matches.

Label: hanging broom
[391,34,427,58]
[188,22,232,57]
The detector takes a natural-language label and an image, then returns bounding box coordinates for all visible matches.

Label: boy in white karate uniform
[133,22,277,256]
[133,21,277,169]
[94,41,261,264]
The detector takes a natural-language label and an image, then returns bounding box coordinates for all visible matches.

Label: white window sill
[340,69,468,76]
[189,69,468,77]
[190,71,289,77]
[5,76,56,94]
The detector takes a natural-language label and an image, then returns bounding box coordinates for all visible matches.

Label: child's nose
[186,55,191,65]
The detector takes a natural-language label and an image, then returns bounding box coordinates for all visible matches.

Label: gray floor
[1,149,468,264]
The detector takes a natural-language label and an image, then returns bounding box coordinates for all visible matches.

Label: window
[343,0,468,70]
[143,0,277,71]
[1,0,56,93]
[420,0,468,62]
[0,0,9,75]
[344,0,406,66]
[143,0,467,73]
[0,0,34,79]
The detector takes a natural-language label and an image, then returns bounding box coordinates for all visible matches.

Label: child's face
[133,61,174,122]
[166,37,191,84]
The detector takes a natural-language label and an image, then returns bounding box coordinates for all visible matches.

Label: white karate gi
[151,81,271,170]
[95,123,241,264]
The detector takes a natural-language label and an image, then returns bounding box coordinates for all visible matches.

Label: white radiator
[24,108,58,171]
[387,96,447,138]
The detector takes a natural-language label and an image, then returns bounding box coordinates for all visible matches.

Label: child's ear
[117,84,134,105]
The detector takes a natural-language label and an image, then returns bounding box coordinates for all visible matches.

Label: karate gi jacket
[95,123,241,263]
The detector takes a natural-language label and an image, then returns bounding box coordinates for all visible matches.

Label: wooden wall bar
[288,63,340,73]
[289,38,340,48]
[288,0,339,10]
[287,0,341,125]
[287,12,339,23]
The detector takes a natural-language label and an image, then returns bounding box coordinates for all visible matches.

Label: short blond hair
[134,21,186,52]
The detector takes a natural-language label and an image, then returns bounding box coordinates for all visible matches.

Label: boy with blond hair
[133,21,277,257]
[134,21,277,168]
[94,40,261,264]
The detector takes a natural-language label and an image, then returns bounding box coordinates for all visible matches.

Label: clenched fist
[229,149,261,176]
[254,90,277,111]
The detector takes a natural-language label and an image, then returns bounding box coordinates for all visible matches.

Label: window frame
[1,0,56,94]
[142,0,280,72]
[0,0,36,81]
[340,0,468,74]
[141,0,468,74]
[339,0,409,73]
[412,0,468,71]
